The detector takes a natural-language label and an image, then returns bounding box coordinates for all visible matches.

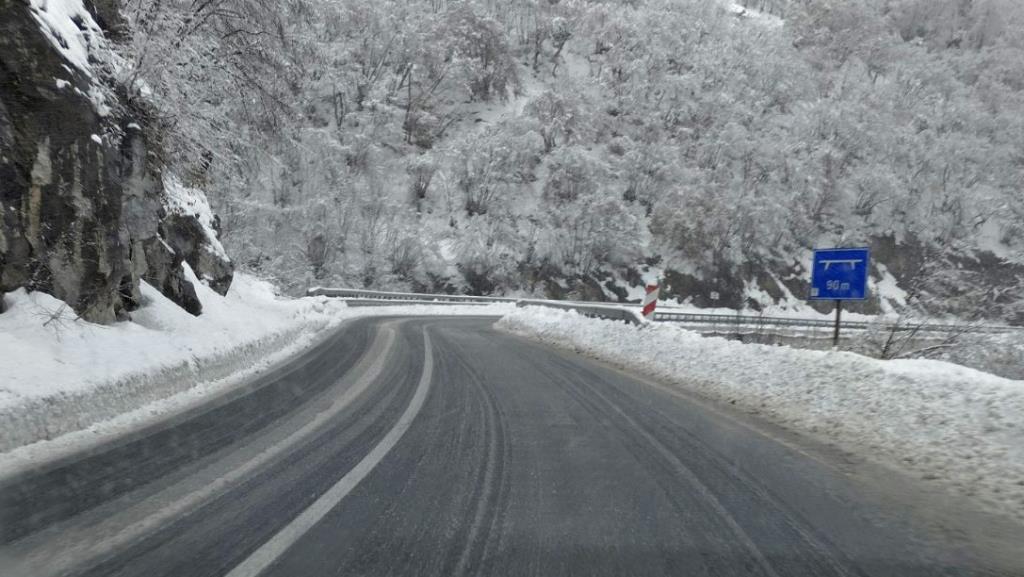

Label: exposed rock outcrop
[161,176,235,296]
[0,0,232,322]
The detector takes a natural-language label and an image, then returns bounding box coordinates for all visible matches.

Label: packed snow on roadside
[497,307,1024,522]
[0,268,512,457]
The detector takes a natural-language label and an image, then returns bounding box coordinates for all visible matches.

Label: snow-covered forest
[116,0,1024,319]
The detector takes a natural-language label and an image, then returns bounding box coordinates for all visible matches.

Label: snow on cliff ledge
[28,0,117,115]
[28,0,106,76]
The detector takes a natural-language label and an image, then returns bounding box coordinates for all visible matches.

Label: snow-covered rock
[1,0,233,322]
[160,175,234,296]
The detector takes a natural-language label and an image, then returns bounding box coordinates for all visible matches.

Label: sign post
[833,300,842,346]
[809,248,870,347]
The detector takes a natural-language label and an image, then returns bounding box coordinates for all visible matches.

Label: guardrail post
[642,284,659,321]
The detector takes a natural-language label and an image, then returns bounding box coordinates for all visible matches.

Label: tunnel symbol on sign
[820,258,863,271]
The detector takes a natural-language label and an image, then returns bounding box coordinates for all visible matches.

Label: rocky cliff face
[0,0,232,321]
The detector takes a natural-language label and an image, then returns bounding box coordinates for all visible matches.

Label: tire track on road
[434,326,512,577]
[538,351,855,577]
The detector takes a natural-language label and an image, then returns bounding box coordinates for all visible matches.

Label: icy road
[0,317,1018,577]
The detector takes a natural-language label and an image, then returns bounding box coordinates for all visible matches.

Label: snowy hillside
[111,0,1024,321]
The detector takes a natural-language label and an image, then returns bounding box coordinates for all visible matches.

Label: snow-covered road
[498,306,1024,526]
[4,317,1019,577]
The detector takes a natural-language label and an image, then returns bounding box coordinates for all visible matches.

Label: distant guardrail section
[650,311,1021,334]
[307,287,1021,334]
[307,287,516,303]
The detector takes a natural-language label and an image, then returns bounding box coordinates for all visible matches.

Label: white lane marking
[5,325,398,577]
[225,328,434,577]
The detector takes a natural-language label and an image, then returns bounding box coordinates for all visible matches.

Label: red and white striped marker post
[641,284,659,321]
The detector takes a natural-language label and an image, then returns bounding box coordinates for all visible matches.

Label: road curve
[0,316,1018,577]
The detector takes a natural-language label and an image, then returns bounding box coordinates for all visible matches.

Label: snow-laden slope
[498,307,1024,523]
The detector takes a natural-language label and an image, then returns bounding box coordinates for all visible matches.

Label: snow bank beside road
[497,307,1024,523]
[0,269,344,453]
[0,270,511,456]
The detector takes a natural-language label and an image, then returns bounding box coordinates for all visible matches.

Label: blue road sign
[810,247,870,301]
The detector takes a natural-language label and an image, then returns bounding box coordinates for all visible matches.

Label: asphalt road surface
[0,316,1019,577]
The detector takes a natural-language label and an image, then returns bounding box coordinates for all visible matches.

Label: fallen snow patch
[725,1,784,27]
[497,307,1024,523]
[872,262,908,314]
[742,278,774,309]
[976,219,1020,263]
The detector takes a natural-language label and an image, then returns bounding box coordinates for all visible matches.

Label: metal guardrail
[654,311,871,331]
[652,310,1021,334]
[308,288,640,324]
[307,287,516,303]
[339,299,500,308]
[308,287,1021,334]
